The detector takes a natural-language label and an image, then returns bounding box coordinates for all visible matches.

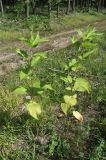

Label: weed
[13,32,53,119]
[89,139,106,160]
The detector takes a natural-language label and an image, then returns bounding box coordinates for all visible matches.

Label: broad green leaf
[16,49,28,58]
[42,84,53,90]
[73,78,91,93]
[61,76,72,83]
[71,37,77,44]
[26,101,41,119]
[69,59,77,67]
[83,27,96,41]
[60,77,68,83]
[28,33,39,47]
[34,52,47,59]
[13,86,27,95]
[31,56,41,67]
[73,111,83,123]
[82,41,96,48]
[83,27,102,41]
[79,55,83,60]
[64,64,69,70]
[71,63,83,72]
[29,33,48,48]
[61,103,70,115]
[76,29,83,37]
[37,91,44,95]
[67,75,73,83]
[64,95,77,107]
[33,80,41,89]
[20,70,29,80]
[34,33,48,44]
[64,95,70,104]
[82,49,97,59]
[66,87,72,91]
[71,66,79,72]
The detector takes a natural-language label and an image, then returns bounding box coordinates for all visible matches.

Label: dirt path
[0,20,106,76]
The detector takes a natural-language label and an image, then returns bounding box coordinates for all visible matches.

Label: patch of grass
[0,30,23,42]
[50,12,106,33]
[0,11,106,53]
[89,139,106,160]
[0,86,19,110]
[0,11,106,40]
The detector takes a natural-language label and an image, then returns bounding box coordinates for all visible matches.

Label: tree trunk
[97,0,102,11]
[67,0,71,14]
[0,0,4,16]
[57,3,59,17]
[31,1,36,14]
[72,0,75,11]
[26,0,30,17]
[76,0,79,8]
[101,0,105,9]
[48,1,51,17]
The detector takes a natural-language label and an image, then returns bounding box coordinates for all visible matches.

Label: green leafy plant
[49,131,70,159]
[60,27,101,122]
[14,32,52,119]
[89,139,106,160]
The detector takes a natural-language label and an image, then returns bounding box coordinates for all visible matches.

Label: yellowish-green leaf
[73,111,83,123]
[26,101,42,119]
[34,52,47,59]
[64,95,77,107]
[42,84,53,90]
[71,37,77,44]
[16,49,28,58]
[73,78,91,93]
[20,71,28,80]
[61,103,70,115]
[69,59,77,67]
[82,49,97,59]
[29,33,48,47]
[61,75,72,84]
[33,80,41,89]
[13,86,27,95]
[67,75,73,83]
[76,29,83,37]
[37,91,44,95]
[31,56,41,67]
[71,63,83,72]
[66,87,72,91]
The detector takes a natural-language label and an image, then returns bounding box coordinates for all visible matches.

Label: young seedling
[13,32,52,119]
[60,27,101,123]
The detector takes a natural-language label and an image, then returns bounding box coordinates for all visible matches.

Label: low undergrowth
[0,30,106,159]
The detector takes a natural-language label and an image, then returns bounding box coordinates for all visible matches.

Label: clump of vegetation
[13,32,53,119]
[60,27,100,121]
[13,27,100,123]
